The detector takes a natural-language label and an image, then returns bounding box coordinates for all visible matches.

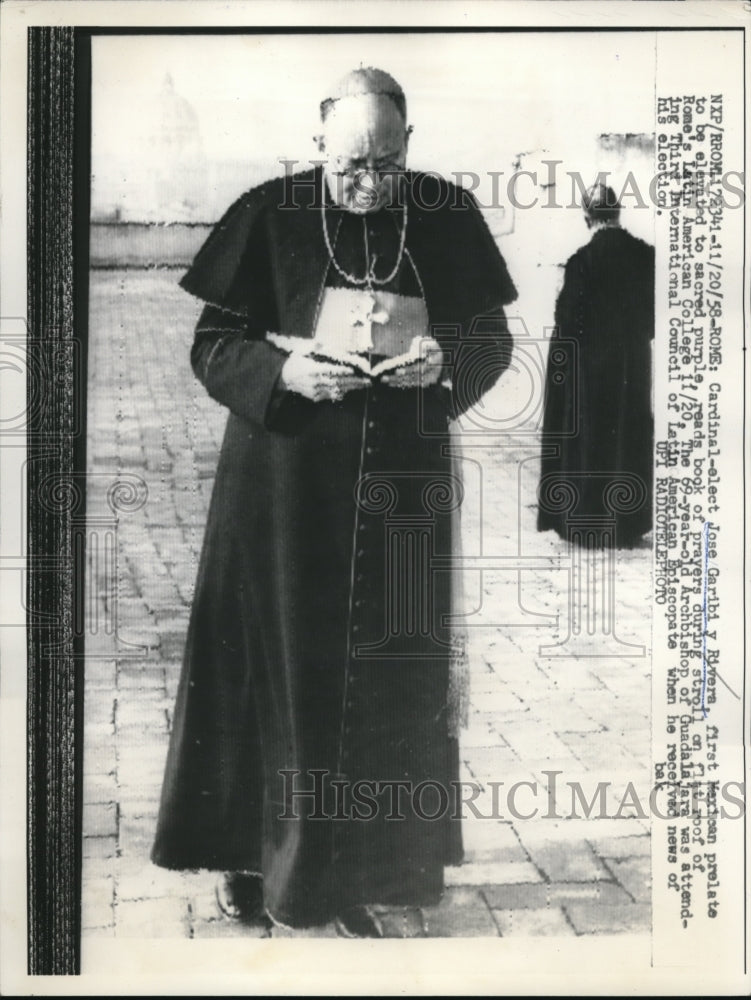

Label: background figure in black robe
[537,182,655,548]
[151,67,517,937]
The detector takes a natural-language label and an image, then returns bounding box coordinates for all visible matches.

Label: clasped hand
[381,337,444,389]
[279,337,444,403]
[279,354,370,403]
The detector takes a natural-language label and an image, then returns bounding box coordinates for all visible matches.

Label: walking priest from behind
[538,183,655,548]
[152,67,517,937]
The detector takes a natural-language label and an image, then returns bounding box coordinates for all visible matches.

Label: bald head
[320,67,407,123]
[317,69,410,213]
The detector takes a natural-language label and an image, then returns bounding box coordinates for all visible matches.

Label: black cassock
[151,169,517,927]
[537,226,655,548]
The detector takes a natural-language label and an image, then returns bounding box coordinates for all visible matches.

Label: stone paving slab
[422,888,500,938]
[492,907,575,937]
[82,269,653,944]
[564,900,652,936]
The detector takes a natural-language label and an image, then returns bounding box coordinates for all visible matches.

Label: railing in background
[90,222,211,269]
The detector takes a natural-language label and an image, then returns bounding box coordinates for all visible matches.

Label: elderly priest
[152,67,517,937]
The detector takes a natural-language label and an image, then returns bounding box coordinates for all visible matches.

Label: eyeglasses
[330,157,405,178]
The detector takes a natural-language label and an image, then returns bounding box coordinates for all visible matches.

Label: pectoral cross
[366,293,389,326]
[349,289,389,353]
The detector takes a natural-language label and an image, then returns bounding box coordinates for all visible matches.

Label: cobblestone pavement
[81,269,652,949]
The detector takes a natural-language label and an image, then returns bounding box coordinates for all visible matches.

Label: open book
[267,333,423,378]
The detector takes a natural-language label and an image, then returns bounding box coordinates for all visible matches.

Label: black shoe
[215,872,270,926]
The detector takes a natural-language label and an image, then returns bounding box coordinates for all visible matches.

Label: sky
[91,31,657,221]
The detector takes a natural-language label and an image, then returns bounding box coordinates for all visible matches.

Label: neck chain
[320,177,408,290]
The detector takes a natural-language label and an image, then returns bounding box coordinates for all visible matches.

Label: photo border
[17,7,748,987]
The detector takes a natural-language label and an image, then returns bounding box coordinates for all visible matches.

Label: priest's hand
[280,353,370,403]
[381,337,444,389]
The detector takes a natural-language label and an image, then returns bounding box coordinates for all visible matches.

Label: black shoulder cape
[180,168,517,335]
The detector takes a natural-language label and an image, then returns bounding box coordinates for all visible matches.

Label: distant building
[149,73,208,221]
